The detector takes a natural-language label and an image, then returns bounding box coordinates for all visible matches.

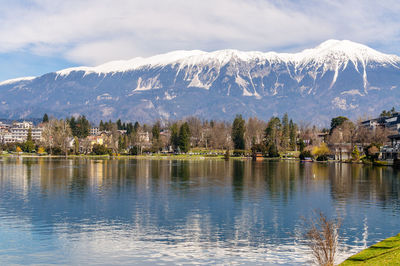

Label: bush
[50,147,63,155]
[37,147,46,154]
[129,146,140,155]
[233,149,246,157]
[312,143,331,159]
[351,146,360,161]
[23,140,35,153]
[251,143,266,154]
[92,144,110,155]
[300,150,313,160]
[365,144,380,161]
[267,144,279,158]
[316,155,328,161]
[4,142,22,152]
[224,149,230,160]
[305,211,341,266]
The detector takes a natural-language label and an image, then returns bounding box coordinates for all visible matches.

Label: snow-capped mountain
[1,40,400,124]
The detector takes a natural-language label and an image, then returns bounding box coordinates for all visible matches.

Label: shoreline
[0,154,393,165]
[340,233,400,265]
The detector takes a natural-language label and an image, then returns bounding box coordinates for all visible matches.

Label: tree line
[0,110,395,159]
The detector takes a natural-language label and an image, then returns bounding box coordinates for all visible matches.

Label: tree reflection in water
[0,158,399,264]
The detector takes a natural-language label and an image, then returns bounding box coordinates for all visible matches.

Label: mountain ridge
[0,40,399,125]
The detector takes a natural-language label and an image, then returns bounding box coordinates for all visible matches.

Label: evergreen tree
[268,143,279,157]
[68,116,77,135]
[69,115,90,138]
[264,117,281,153]
[116,119,122,130]
[134,122,140,132]
[78,115,90,138]
[42,113,49,123]
[126,122,134,135]
[178,122,191,153]
[231,114,246,150]
[74,136,79,154]
[281,113,290,150]
[289,119,298,151]
[25,128,35,153]
[99,120,104,131]
[152,122,160,140]
[151,122,161,152]
[330,116,348,132]
[170,123,179,150]
[380,107,396,117]
[27,128,32,142]
[118,135,124,152]
[298,139,306,152]
[352,146,360,161]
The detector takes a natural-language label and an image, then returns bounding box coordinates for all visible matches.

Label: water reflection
[0,158,399,264]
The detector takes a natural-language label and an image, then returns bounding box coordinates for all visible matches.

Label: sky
[1,0,400,81]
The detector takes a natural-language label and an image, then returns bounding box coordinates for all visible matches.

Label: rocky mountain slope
[1,40,399,124]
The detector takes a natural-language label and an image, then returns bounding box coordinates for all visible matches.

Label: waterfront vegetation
[0,109,397,167]
[340,234,400,265]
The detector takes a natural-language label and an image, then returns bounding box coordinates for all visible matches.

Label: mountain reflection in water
[0,158,399,265]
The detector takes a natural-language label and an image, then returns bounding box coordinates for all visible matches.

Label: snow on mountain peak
[0,76,36,86]
[51,40,400,77]
[296,39,400,65]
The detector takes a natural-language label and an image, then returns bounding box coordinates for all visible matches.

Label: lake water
[0,158,399,265]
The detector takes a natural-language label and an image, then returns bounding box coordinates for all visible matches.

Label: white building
[90,127,99,136]
[1,121,43,143]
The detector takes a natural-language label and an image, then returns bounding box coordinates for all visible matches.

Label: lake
[0,158,399,265]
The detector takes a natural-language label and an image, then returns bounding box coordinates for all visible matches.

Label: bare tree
[41,119,72,155]
[209,121,232,150]
[79,137,93,154]
[372,126,395,145]
[245,117,267,148]
[186,117,203,147]
[305,212,341,266]
[106,124,120,154]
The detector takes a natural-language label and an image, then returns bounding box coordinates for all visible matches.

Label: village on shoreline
[0,108,399,166]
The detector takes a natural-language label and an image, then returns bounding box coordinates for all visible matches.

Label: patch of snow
[332,97,358,110]
[158,109,170,120]
[97,93,113,100]
[0,76,35,86]
[272,82,283,96]
[101,107,114,116]
[134,76,161,91]
[329,62,339,89]
[188,73,211,89]
[299,85,308,93]
[141,100,155,109]
[341,90,363,96]
[308,71,317,80]
[164,92,176,100]
[332,97,348,110]
[20,110,32,118]
[235,75,254,96]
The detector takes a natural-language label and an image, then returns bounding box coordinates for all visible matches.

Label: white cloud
[1,0,400,66]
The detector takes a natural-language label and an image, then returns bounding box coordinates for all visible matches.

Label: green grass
[340,233,400,265]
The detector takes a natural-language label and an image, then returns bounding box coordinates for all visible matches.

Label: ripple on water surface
[0,158,399,265]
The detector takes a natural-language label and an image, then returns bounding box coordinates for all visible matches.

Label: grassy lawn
[340,233,400,265]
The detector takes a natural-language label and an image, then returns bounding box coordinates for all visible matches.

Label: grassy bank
[0,153,393,165]
[340,233,400,265]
